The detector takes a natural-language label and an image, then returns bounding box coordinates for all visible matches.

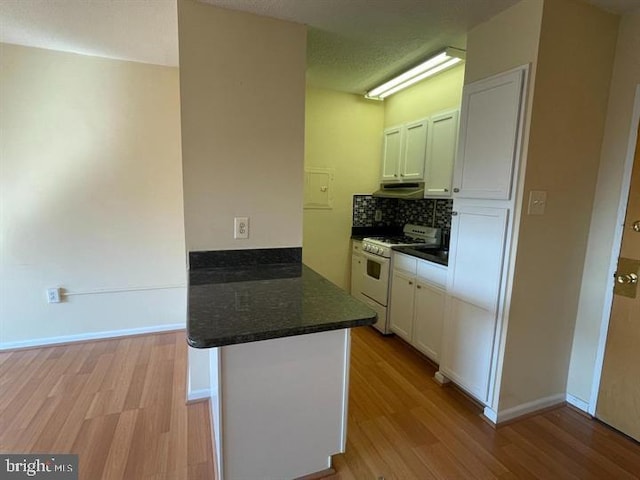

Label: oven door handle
[362,251,391,265]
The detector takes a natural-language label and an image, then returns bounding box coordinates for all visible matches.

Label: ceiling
[1,0,639,94]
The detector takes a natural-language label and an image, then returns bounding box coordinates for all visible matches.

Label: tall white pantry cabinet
[438,66,528,411]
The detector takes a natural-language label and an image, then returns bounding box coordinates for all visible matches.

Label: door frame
[588,84,640,416]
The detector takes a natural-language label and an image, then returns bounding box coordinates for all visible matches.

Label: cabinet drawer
[417,259,447,288]
[393,252,417,275]
[352,240,363,254]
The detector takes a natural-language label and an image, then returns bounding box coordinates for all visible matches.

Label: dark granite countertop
[392,245,449,266]
[188,263,377,348]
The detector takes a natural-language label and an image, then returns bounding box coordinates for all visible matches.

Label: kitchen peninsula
[187,248,376,480]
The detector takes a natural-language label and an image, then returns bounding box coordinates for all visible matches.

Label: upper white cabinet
[381,111,459,198]
[381,127,404,181]
[425,109,459,197]
[453,69,525,200]
[440,205,509,404]
[403,119,429,180]
[381,119,428,182]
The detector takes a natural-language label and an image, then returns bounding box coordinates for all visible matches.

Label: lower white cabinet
[389,253,446,363]
[440,204,509,405]
[350,241,364,297]
[413,281,446,361]
[389,271,415,341]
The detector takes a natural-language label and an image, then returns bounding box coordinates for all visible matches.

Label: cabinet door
[425,110,458,197]
[441,205,509,404]
[413,282,445,362]
[401,119,428,181]
[381,127,403,181]
[453,68,526,200]
[350,254,364,297]
[389,271,415,342]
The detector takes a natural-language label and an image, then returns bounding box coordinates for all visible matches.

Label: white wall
[568,9,640,406]
[0,44,187,348]
[178,0,306,253]
[464,0,543,85]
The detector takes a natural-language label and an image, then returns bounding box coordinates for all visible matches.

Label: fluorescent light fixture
[365,47,466,100]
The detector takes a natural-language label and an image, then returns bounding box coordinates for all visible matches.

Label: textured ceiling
[0,0,178,66]
[201,0,525,93]
[1,0,639,93]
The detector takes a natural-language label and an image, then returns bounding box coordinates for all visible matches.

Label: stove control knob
[375,247,382,254]
[364,244,370,252]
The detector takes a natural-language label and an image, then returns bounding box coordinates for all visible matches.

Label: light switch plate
[528,190,547,215]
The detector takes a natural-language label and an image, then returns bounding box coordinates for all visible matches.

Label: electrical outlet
[528,190,547,215]
[47,287,61,303]
[234,217,249,239]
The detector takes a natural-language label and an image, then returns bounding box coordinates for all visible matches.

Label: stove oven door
[361,251,391,306]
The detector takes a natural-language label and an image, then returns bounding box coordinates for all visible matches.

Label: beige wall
[464,0,543,85]
[178,0,306,252]
[0,44,186,347]
[303,87,384,288]
[568,9,640,405]
[177,0,306,393]
[498,0,618,411]
[383,64,465,127]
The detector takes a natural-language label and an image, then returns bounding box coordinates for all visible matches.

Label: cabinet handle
[453,188,460,193]
[451,211,458,216]
[394,174,398,177]
[408,281,413,285]
[416,285,422,289]
[400,174,405,177]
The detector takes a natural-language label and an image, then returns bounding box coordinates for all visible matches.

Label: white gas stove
[358,224,441,335]
[362,224,441,258]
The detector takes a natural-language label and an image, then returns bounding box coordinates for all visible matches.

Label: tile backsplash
[353,195,453,234]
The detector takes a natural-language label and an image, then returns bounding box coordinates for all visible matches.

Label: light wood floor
[0,331,214,480]
[328,326,640,480]
[2,328,639,480]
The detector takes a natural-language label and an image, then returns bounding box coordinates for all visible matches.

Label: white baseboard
[187,388,211,403]
[0,323,185,351]
[434,371,451,385]
[483,407,498,424]
[483,393,565,424]
[566,393,589,413]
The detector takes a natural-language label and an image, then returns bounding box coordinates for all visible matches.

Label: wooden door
[596,124,640,441]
